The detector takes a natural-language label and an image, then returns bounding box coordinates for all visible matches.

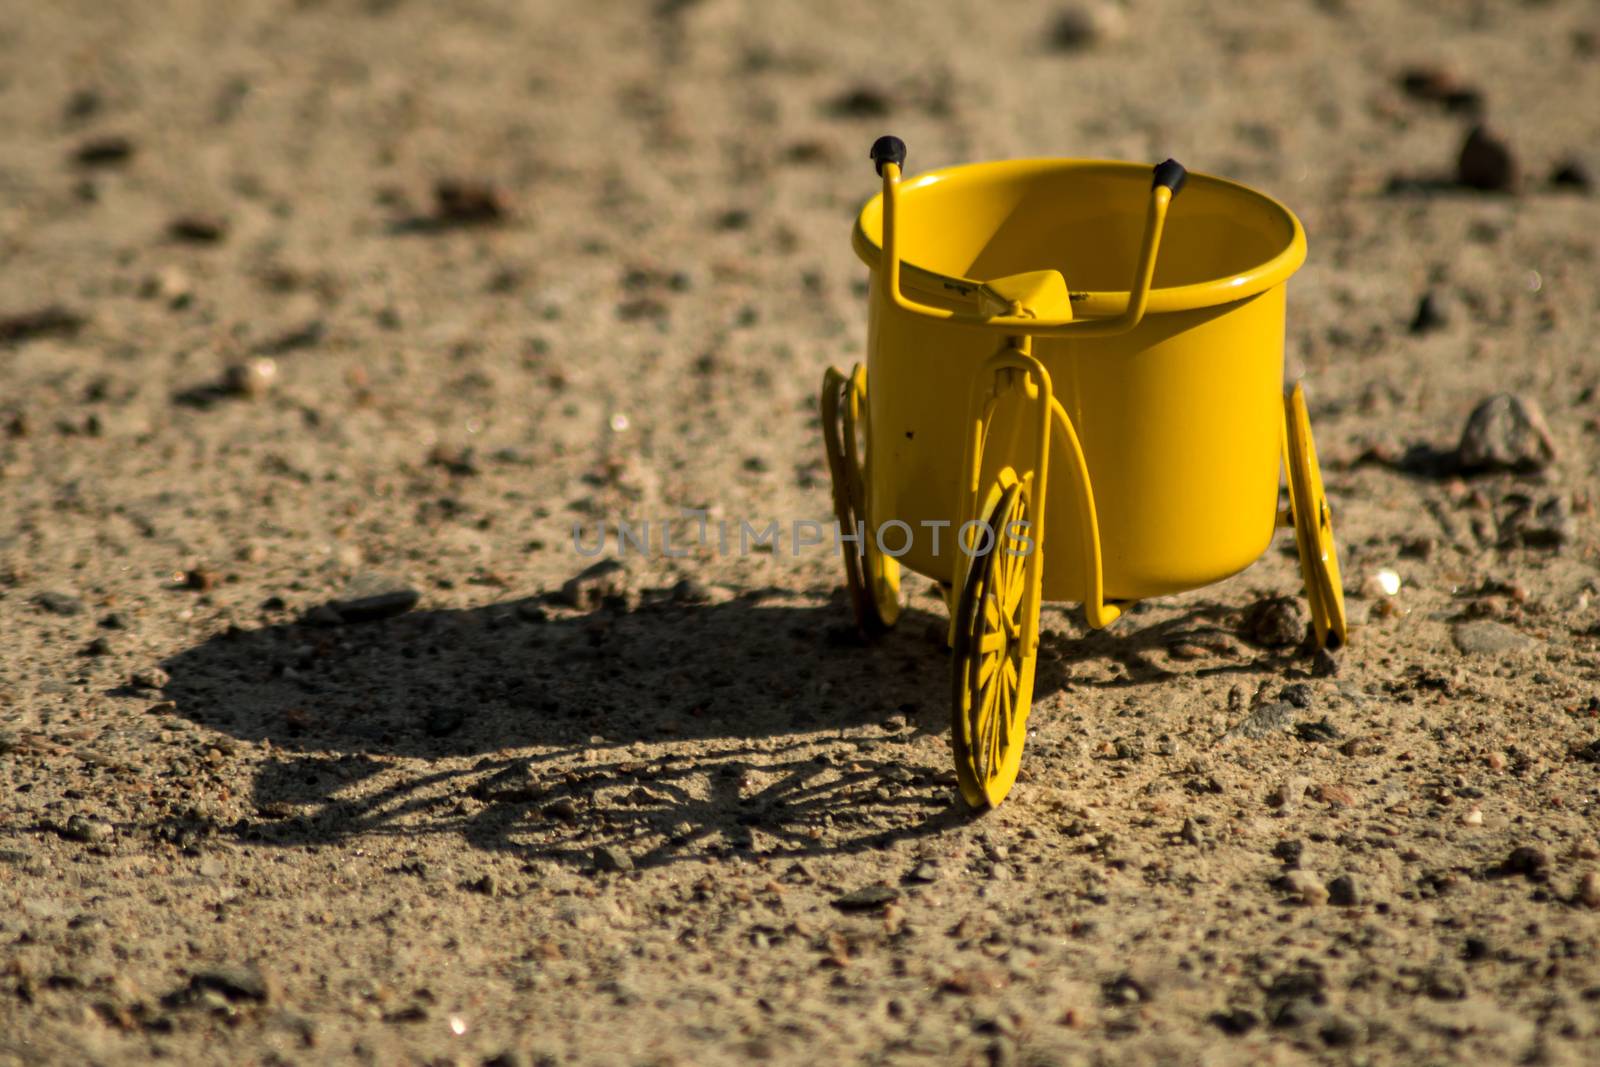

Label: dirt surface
[3,1,1600,1064]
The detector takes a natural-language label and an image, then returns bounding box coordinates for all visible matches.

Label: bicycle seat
[975,270,1074,322]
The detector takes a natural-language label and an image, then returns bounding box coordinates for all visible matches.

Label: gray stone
[129,666,171,690]
[1048,4,1126,50]
[1456,125,1517,192]
[1284,870,1328,905]
[187,964,270,1003]
[832,885,899,911]
[1242,596,1308,648]
[328,574,420,623]
[1457,394,1555,473]
[1409,291,1449,334]
[32,591,83,615]
[561,559,629,610]
[59,815,112,843]
[1327,874,1361,906]
[1452,620,1537,656]
[592,846,634,873]
[1221,702,1297,742]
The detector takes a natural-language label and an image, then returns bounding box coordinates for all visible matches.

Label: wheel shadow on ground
[156,587,1303,869]
[159,588,971,868]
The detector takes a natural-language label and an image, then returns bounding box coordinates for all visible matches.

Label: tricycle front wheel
[951,467,1038,810]
[820,365,901,635]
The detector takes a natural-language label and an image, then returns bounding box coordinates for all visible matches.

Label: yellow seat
[976,270,1074,321]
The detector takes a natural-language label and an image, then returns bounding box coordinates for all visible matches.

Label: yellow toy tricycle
[821,136,1347,810]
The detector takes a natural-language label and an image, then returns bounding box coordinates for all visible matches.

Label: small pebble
[592,846,634,873]
[827,86,892,119]
[1221,701,1297,742]
[1048,3,1126,50]
[0,306,85,345]
[221,358,278,399]
[1210,1008,1260,1036]
[1548,160,1592,192]
[1503,845,1549,881]
[1457,125,1518,193]
[434,179,507,225]
[1361,569,1401,599]
[32,591,84,615]
[1577,871,1600,910]
[183,567,218,592]
[543,797,577,821]
[73,134,134,167]
[1241,596,1308,648]
[1397,67,1483,113]
[1409,291,1448,334]
[832,885,900,911]
[1294,719,1341,743]
[1284,870,1328,906]
[1326,874,1361,906]
[1311,648,1340,677]
[1314,783,1356,807]
[1457,394,1556,472]
[1267,776,1310,809]
[130,667,170,690]
[327,574,420,623]
[186,965,270,1003]
[1452,620,1537,657]
[1279,683,1313,709]
[168,214,227,244]
[140,267,193,308]
[60,815,112,843]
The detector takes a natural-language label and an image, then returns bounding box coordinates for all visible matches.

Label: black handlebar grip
[1152,158,1188,196]
[870,135,907,175]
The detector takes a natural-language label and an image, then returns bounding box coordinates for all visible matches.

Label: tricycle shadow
[157,589,1297,868]
[159,590,968,868]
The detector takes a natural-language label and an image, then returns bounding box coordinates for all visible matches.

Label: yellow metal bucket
[851,158,1307,603]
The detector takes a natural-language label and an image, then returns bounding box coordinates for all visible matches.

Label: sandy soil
[3,1,1600,1064]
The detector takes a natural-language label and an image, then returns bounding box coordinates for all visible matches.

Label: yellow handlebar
[871,138,1185,337]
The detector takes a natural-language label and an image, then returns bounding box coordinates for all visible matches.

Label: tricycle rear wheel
[1284,383,1348,649]
[820,365,901,635]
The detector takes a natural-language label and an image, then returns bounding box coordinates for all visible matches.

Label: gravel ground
[2,1,1599,1064]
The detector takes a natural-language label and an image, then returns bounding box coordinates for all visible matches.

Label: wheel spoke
[986,705,1002,780]
[978,629,1006,656]
[976,680,1002,775]
[977,649,1001,689]
[1003,508,1027,586]
[1002,569,1025,622]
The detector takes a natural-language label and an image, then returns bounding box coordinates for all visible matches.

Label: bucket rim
[851,157,1307,316]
